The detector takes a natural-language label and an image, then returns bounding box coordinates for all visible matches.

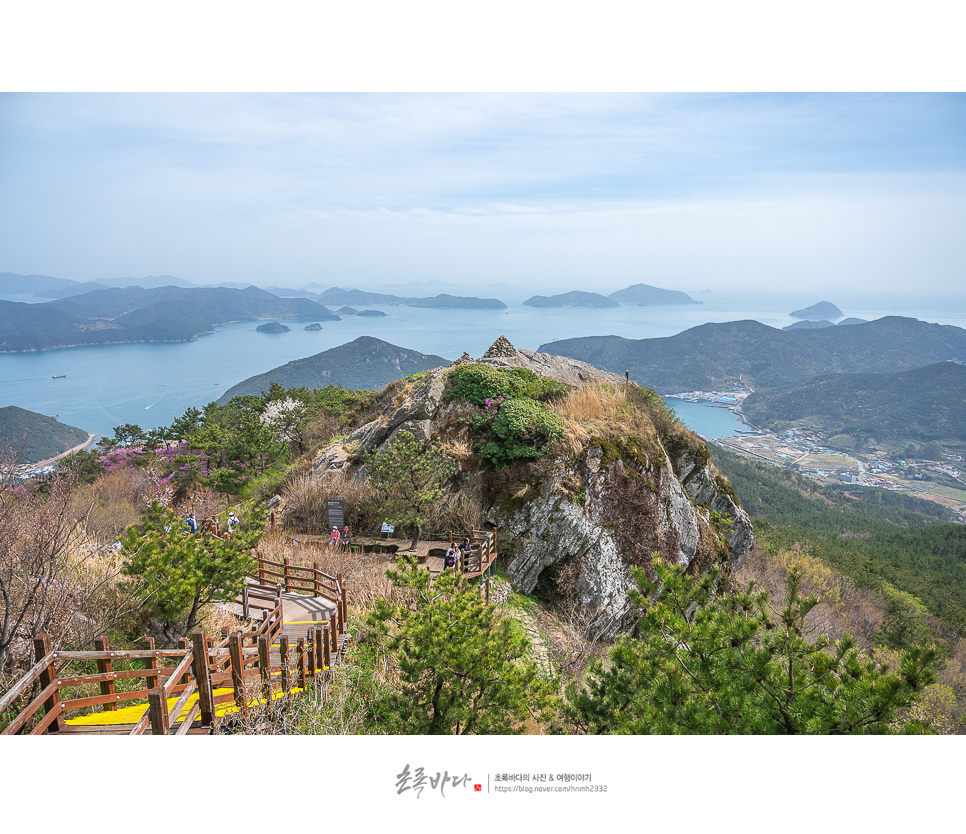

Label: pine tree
[364,556,556,734]
[122,502,262,645]
[364,430,455,549]
[564,557,939,734]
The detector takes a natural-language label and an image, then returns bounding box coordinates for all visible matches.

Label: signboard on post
[381,522,395,534]
[326,500,345,532]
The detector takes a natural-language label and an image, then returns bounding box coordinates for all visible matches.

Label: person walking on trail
[444,541,459,570]
[460,537,473,560]
[328,525,341,550]
[185,513,198,535]
[227,511,239,537]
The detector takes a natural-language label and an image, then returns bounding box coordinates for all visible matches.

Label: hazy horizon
[2,93,964,298]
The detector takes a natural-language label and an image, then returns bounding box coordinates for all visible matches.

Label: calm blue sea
[2,289,964,438]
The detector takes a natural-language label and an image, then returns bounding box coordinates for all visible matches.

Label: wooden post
[306,629,316,681]
[314,560,320,597]
[229,631,248,718]
[258,636,271,703]
[191,630,215,728]
[177,638,190,685]
[279,635,290,694]
[94,635,117,712]
[297,638,306,690]
[257,550,265,584]
[315,628,325,673]
[283,557,291,592]
[242,585,249,619]
[270,510,275,532]
[341,586,348,634]
[148,687,170,735]
[486,568,490,605]
[143,636,159,693]
[33,634,65,733]
[329,613,338,654]
[322,625,331,674]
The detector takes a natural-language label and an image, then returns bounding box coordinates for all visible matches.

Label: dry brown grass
[737,543,885,649]
[257,538,398,619]
[551,383,658,456]
[282,470,378,536]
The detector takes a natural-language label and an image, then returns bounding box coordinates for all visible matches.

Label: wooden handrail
[2,541,353,734]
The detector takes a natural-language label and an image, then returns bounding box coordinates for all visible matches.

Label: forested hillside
[742,361,966,441]
[540,316,966,392]
[0,406,89,462]
[711,445,966,636]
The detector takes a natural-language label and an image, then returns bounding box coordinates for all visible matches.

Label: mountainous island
[539,316,966,392]
[217,336,448,402]
[303,323,323,331]
[0,405,90,463]
[0,285,340,352]
[790,300,843,319]
[742,361,966,443]
[256,321,290,333]
[317,288,507,310]
[608,283,700,305]
[523,291,618,308]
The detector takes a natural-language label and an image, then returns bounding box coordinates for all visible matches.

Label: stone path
[490,577,555,680]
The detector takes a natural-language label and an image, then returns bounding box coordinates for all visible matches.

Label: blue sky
[1,92,963,295]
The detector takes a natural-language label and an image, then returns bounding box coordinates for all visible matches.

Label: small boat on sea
[52,375,66,379]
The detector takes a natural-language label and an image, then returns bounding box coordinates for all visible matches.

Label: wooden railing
[0,559,348,736]
[255,553,347,628]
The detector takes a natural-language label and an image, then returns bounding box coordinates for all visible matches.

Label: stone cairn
[482,335,517,358]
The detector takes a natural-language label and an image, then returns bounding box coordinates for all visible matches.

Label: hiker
[460,537,473,560]
[342,525,351,552]
[328,525,341,550]
[444,541,459,570]
[226,511,239,537]
[185,512,197,535]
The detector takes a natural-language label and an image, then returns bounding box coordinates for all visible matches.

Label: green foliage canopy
[363,430,455,547]
[364,556,556,734]
[564,558,939,734]
[122,502,262,643]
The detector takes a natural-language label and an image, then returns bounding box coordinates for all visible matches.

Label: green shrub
[448,364,567,407]
[482,398,564,465]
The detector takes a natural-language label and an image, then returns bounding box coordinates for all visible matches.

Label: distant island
[218,336,447,402]
[608,283,700,306]
[838,317,868,326]
[303,323,323,331]
[336,307,359,316]
[256,322,290,333]
[317,288,507,310]
[539,316,966,393]
[0,285,339,352]
[790,301,843,319]
[523,291,618,308]
[357,309,388,317]
[0,405,90,463]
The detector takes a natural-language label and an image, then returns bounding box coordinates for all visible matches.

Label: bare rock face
[311,346,753,637]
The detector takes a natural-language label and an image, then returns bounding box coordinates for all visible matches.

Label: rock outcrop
[315,336,753,639]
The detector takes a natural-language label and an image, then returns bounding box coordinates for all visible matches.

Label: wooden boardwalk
[0,555,350,736]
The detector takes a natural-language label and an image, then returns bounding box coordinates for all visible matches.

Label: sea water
[1,289,964,437]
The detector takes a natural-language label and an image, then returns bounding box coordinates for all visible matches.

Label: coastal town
[667,389,966,523]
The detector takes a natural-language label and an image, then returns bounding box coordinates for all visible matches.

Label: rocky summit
[311,341,753,639]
